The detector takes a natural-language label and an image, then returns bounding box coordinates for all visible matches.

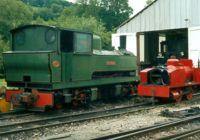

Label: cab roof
[10,24,93,35]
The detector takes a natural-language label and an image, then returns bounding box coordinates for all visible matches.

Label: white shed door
[188,27,200,67]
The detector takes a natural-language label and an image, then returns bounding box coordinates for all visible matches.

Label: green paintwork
[50,53,61,82]
[65,54,137,81]
[52,77,139,90]
[13,26,58,51]
[3,25,138,90]
[4,52,51,82]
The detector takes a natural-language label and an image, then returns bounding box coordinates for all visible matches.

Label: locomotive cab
[60,29,93,54]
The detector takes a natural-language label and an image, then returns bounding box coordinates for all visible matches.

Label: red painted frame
[6,89,54,108]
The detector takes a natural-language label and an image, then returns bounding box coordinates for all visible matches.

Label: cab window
[74,33,92,53]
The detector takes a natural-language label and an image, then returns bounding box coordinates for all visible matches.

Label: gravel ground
[10,109,168,140]
[0,97,148,125]
[2,98,200,140]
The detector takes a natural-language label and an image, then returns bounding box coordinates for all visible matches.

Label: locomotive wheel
[175,94,182,103]
[171,90,183,103]
[186,93,193,100]
[55,103,62,109]
[72,100,79,107]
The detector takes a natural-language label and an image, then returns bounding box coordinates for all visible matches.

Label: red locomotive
[138,58,200,102]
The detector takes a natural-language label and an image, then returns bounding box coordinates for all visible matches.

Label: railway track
[158,127,200,140]
[0,110,32,120]
[0,109,24,116]
[0,102,159,137]
[1,93,200,139]
[0,112,34,121]
[92,114,200,140]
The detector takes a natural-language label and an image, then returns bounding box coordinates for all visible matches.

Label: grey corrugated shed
[117,0,200,33]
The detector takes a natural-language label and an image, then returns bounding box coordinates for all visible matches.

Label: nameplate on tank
[106,61,116,65]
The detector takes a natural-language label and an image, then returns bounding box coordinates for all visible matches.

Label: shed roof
[117,0,200,33]
[118,0,158,28]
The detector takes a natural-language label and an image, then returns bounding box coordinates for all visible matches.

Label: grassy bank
[0,79,6,87]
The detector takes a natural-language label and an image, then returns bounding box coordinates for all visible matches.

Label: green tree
[61,6,77,16]
[75,0,100,18]
[0,0,32,40]
[51,3,63,13]
[99,0,132,30]
[22,0,51,7]
[22,0,72,8]
[0,37,9,76]
[33,7,55,20]
[0,0,32,75]
[146,0,155,6]
[75,0,133,31]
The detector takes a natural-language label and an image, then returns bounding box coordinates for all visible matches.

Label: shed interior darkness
[137,28,188,70]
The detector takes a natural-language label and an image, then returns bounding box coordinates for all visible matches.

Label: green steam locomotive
[3,25,138,111]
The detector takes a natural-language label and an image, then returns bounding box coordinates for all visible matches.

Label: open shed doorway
[137,28,188,70]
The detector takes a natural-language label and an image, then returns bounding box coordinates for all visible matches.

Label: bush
[0,37,10,76]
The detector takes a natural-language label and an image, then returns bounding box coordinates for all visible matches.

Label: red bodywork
[6,89,54,110]
[138,59,200,101]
